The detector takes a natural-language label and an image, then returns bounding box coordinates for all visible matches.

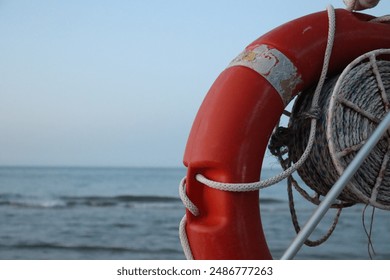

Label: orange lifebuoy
[182,8,390,259]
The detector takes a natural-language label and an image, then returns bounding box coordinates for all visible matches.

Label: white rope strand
[370,15,390,23]
[179,215,194,260]
[179,177,199,216]
[179,177,197,260]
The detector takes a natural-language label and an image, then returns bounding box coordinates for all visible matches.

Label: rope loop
[288,176,343,247]
[179,177,199,216]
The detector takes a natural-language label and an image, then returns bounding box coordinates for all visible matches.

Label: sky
[0,0,389,168]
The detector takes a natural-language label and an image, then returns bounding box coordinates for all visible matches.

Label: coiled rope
[327,51,390,209]
[274,50,390,248]
[287,57,390,209]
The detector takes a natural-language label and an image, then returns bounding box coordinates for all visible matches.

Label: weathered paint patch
[228,44,302,106]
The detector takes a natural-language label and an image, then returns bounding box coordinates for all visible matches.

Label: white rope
[370,15,390,23]
[179,177,199,216]
[178,178,196,259]
[179,5,336,259]
[179,215,194,260]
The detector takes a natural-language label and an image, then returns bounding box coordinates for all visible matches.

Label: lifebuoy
[182,8,390,259]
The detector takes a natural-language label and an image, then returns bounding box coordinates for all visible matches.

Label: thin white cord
[179,215,194,260]
[370,15,390,22]
[179,177,199,216]
[178,178,197,260]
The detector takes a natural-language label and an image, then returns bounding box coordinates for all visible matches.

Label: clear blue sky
[0,0,388,167]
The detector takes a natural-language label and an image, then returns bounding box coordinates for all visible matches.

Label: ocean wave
[0,242,183,255]
[260,198,285,204]
[0,193,285,210]
[62,195,180,206]
[0,193,181,209]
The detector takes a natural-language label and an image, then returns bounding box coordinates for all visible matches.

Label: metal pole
[281,112,390,260]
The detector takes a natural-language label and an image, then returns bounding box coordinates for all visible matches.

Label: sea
[0,166,389,260]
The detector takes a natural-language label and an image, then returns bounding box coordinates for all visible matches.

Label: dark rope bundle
[288,60,390,209]
[269,58,390,247]
[270,58,390,209]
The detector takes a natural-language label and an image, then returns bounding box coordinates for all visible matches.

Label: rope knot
[268,127,291,157]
